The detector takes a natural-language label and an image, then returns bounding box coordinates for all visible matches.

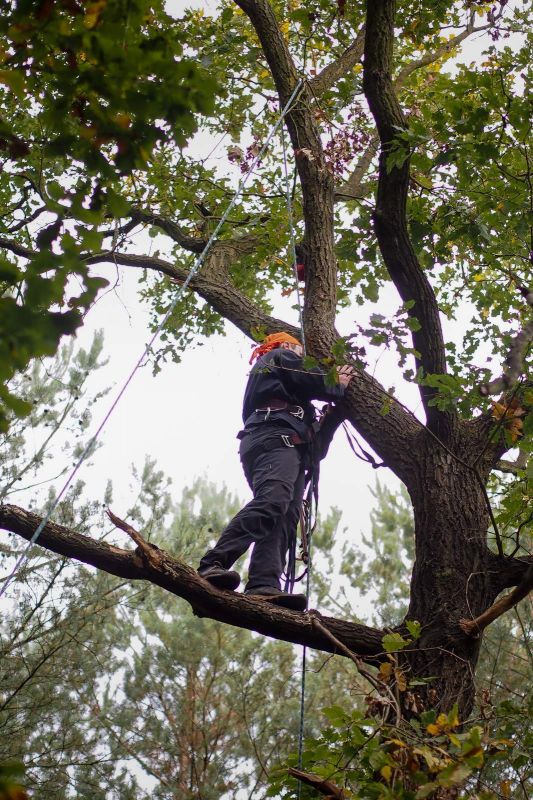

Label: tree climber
[198,332,353,611]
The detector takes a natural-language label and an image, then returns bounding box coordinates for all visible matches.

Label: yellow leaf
[473,273,486,281]
[394,668,408,692]
[426,723,441,735]
[492,401,507,420]
[380,765,392,782]
[378,662,393,682]
[500,779,512,798]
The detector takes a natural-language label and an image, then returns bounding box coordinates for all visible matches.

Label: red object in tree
[296,262,305,282]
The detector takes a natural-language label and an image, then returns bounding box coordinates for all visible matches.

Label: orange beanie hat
[249,332,301,364]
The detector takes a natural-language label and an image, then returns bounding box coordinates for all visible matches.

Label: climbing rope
[280,123,306,357]
[0,79,304,601]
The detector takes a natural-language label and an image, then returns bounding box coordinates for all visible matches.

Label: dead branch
[459,565,533,637]
[288,767,345,798]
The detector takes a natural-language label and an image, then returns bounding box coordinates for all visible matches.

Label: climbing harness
[0,78,304,602]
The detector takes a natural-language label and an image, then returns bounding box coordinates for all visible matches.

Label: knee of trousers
[253,480,295,516]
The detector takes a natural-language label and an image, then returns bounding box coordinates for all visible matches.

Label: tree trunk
[402,444,494,717]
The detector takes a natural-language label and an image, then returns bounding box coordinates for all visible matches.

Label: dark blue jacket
[241,348,345,441]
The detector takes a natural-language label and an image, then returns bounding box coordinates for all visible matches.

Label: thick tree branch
[309,26,365,97]
[0,235,35,259]
[287,768,345,798]
[87,248,301,341]
[479,288,533,396]
[129,208,209,253]
[494,451,529,475]
[0,503,385,660]
[362,0,452,434]
[459,565,533,637]
[488,553,533,593]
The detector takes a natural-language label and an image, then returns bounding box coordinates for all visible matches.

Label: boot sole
[200,573,240,591]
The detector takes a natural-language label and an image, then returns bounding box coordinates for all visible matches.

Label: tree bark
[399,443,497,716]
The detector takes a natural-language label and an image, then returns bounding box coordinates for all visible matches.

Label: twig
[310,613,402,723]
[106,508,156,561]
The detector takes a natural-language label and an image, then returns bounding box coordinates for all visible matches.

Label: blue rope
[0,79,304,600]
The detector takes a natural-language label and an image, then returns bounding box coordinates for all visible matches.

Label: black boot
[245,586,307,611]
[198,563,241,591]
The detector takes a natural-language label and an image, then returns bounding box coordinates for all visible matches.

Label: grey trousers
[199,442,306,592]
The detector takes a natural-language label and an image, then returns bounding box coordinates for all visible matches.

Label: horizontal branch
[129,208,208,253]
[87,248,301,341]
[0,503,386,660]
[0,235,35,259]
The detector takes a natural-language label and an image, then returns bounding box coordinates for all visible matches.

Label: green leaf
[406,620,422,639]
[382,632,411,653]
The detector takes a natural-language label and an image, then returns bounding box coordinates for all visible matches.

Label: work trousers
[199,437,306,592]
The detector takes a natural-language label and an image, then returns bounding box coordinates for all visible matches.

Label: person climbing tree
[197,332,353,610]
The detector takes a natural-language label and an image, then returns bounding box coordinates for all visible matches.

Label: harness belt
[250,432,306,454]
[255,399,305,420]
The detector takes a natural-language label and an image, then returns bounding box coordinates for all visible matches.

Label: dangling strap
[283,462,319,594]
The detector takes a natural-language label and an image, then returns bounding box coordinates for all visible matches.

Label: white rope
[0,79,304,600]
[280,124,306,356]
